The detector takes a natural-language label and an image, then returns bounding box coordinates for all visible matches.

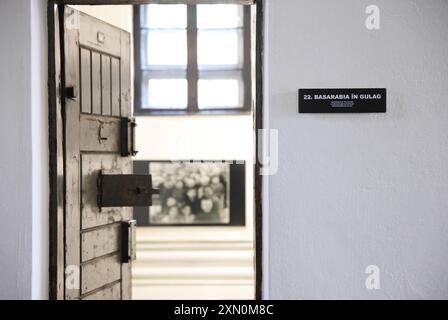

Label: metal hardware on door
[121,220,136,263]
[120,117,138,157]
[65,86,78,100]
[97,170,159,208]
[97,31,105,44]
[98,123,108,142]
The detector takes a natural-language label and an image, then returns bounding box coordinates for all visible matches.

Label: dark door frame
[48,0,264,300]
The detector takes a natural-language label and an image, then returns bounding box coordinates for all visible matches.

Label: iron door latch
[65,86,78,100]
[97,170,159,208]
[121,117,137,157]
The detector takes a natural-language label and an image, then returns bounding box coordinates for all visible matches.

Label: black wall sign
[298,88,386,113]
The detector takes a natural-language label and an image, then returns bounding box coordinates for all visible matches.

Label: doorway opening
[48,0,263,300]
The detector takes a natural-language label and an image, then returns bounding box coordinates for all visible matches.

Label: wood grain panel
[82,223,120,262]
[82,282,121,300]
[101,55,111,116]
[111,57,120,116]
[80,48,91,114]
[121,263,132,300]
[120,30,131,117]
[79,114,120,152]
[82,254,121,294]
[64,6,82,300]
[91,51,101,115]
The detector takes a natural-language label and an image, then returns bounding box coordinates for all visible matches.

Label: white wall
[267,0,448,299]
[0,0,48,299]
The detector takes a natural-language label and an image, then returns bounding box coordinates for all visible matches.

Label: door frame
[48,0,265,300]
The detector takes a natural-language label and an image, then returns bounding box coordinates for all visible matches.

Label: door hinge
[121,220,136,263]
[120,117,137,157]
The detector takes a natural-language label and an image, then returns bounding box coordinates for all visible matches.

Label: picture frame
[133,160,246,226]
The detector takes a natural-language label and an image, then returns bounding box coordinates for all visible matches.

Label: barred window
[134,3,252,114]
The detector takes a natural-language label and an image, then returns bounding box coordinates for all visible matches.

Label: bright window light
[145,30,187,67]
[198,79,241,109]
[147,79,188,109]
[198,30,241,67]
[197,5,243,29]
[142,5,187,29]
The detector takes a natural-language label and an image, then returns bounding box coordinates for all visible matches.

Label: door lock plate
[97,170,158,208]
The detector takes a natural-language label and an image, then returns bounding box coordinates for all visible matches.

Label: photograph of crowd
[149,162,231,225]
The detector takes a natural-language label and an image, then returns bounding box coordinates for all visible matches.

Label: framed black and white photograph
[133,161,246,226]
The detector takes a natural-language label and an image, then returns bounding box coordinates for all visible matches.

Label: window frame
[133,4,253,115]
